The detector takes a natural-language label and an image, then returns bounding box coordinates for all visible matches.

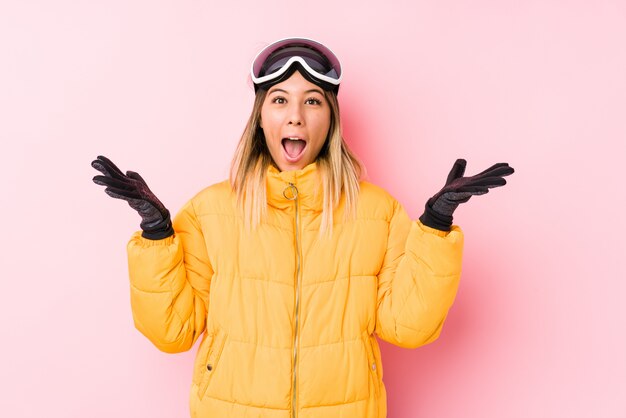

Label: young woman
[92,37,514,418]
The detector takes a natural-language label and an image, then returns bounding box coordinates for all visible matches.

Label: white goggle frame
[250,37,343,88]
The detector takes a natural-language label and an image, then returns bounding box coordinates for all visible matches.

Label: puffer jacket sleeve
[126,198,212,354]
[375,199,464,349]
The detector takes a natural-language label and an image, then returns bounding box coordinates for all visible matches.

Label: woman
[92,37,514,418]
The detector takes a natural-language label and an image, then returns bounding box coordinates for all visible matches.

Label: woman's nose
[287,104,303,126]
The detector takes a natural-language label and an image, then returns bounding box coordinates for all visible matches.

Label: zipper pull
[283,183,298,200]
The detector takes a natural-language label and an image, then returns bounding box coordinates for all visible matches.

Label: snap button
[371,363,376,371]
[207,364,213,371]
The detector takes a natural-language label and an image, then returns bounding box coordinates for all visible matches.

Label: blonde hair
[229,87,364,234]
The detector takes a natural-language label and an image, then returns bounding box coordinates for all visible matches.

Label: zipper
[283,182,301,418]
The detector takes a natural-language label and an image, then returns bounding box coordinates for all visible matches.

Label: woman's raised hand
[419,159,515,231]
[91,155,174,240]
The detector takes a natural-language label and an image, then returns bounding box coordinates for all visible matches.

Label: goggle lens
[259,47,334,78]
[251,38,342,90]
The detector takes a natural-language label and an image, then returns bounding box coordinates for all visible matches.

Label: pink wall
[2,0,624,417]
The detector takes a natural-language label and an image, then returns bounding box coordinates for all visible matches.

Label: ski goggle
[250,37,343,93]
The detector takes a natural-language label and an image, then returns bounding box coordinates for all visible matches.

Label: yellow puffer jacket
[127,163,464,418]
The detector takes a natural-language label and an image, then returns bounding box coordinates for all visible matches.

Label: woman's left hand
[419,159,515,231]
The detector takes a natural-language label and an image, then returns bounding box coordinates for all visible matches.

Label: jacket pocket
[197,326,228,400]
[192,331,215,386]
[364,334,380,398]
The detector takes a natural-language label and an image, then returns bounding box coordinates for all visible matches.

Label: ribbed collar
[266,162,323,211]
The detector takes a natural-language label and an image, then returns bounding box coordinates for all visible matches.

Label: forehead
[267,71,324,94]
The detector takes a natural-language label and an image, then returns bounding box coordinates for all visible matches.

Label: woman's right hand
[91,155,174,240]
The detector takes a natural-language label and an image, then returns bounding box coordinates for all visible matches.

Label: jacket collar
[266,162,323,211]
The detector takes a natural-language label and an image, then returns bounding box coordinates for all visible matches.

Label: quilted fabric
[127,162,464,417]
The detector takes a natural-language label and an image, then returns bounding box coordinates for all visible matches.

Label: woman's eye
[271,97,321,105]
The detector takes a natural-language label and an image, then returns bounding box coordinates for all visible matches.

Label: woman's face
[260,71,331,171]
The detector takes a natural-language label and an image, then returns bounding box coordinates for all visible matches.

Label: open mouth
[281,137,307,161]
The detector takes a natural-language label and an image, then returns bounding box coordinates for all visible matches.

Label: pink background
[1,0,625,417]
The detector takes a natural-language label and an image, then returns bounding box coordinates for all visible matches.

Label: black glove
[419,159,515,231]
[91,155,174,240]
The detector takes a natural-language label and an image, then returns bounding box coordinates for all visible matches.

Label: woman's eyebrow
[268,88,324,95]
